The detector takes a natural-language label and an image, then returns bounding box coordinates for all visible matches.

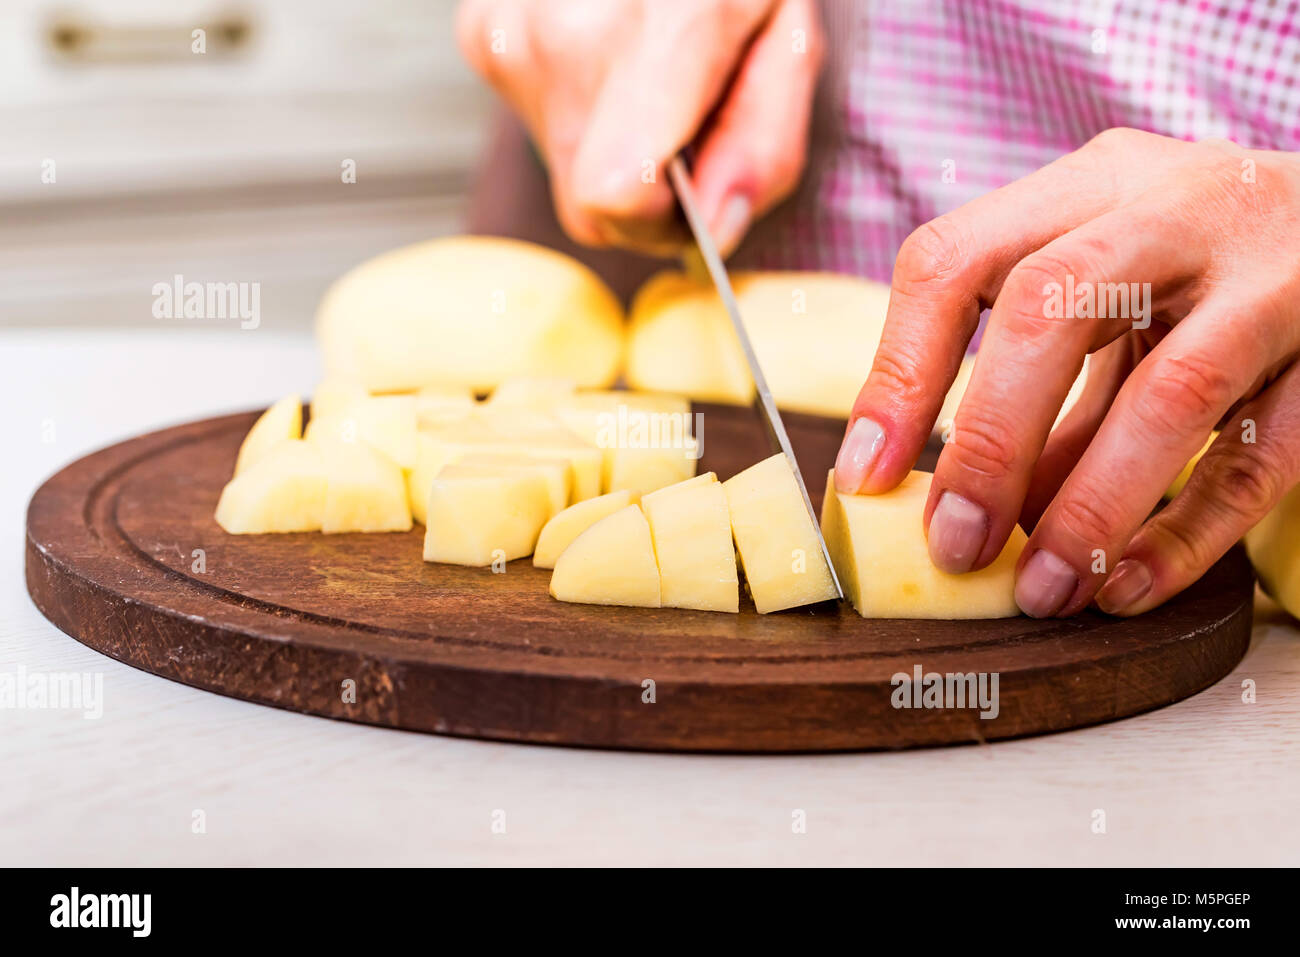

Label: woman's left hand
[833,128,1300,618]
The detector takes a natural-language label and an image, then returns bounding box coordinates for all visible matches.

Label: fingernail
[712,194,751,257]
[834,418,885,493]
[1015,549,1078,618]
[928,491,988,573]
[1096,559,1152,615]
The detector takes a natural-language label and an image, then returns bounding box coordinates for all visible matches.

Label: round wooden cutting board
[26,405,1253,752]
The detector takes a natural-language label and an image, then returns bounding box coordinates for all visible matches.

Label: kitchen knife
[667,154,843,601]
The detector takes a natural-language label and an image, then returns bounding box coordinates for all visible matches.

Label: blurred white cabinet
[1,0,495,329]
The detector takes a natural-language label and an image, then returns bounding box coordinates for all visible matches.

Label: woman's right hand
[456,0,824,257]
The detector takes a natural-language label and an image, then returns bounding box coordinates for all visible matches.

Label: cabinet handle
[46,9,253,63]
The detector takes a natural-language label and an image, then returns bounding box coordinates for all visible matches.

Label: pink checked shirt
[743,0,1300,282]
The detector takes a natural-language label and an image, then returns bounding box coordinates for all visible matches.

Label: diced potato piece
[453,453,570,517]
[604,445,698,496]
[413,385,477,429]
[549,505,661,608]
[311,378,369,423]
[407,418,602,523]
[484,377,577,411]
[318,440,412,533]
[553,390,698,495]
[722,454,838,613]
[639,471,716,507]
[1246,483,1300,620]
[642,477,737,612]
[234,394,302,476]
[306,394,418,469]
[316,236,624,392]
[533,489,638,569]
[422,465,552,566]
[821,470,1025,619]
[216,440,328,534]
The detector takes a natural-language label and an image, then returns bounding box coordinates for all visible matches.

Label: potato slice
[821,470,1025,619]
[722,454,837,613]
[318,440,412,533]
[234,394,302,476]
[422,464,551,566]
[642,476,737,612]
[216,440,327,534]
[533,489,638,569]
[549,505,661,608]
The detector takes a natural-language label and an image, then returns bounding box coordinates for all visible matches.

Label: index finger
[833,131,1164,496]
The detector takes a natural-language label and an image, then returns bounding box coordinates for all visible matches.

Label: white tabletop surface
[3,328,1297,867]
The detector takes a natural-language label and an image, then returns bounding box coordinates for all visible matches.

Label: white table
[3,328,1297,866]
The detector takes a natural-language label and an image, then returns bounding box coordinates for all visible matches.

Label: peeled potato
[722,454,838,613]
[629,270,1088,428]
[318,439,412,533]
[821,469,1025,618]
[234,394,302,476]
[413,384,477,429]
[642,474,737,613]
[533,489,639,569]
[422,464,552,566]
[305,394,418,469]
[407,417,602,523]
[316,236,625,393]
[484,377,577,411]
[627,270,889,416]
[553,390,698,495]
[1246,483,1300,620]
[216,440,328,534]
[549,504,661,608]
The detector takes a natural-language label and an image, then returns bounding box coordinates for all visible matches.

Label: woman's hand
[834,128,1300,618]
[456,0,823,256]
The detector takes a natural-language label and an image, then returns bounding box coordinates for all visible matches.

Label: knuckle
[999,254,1081,335]
[894,217,968,291]
[1204,447,1285,519]
[867,347,927,408]
[947,405,1021,480]
[1053,492,1117,548]
[1085,126,1155,155]
[1134,356,1234,429]
[1152,516,1215,574]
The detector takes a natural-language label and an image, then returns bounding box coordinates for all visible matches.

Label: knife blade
[667,155,843,601]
